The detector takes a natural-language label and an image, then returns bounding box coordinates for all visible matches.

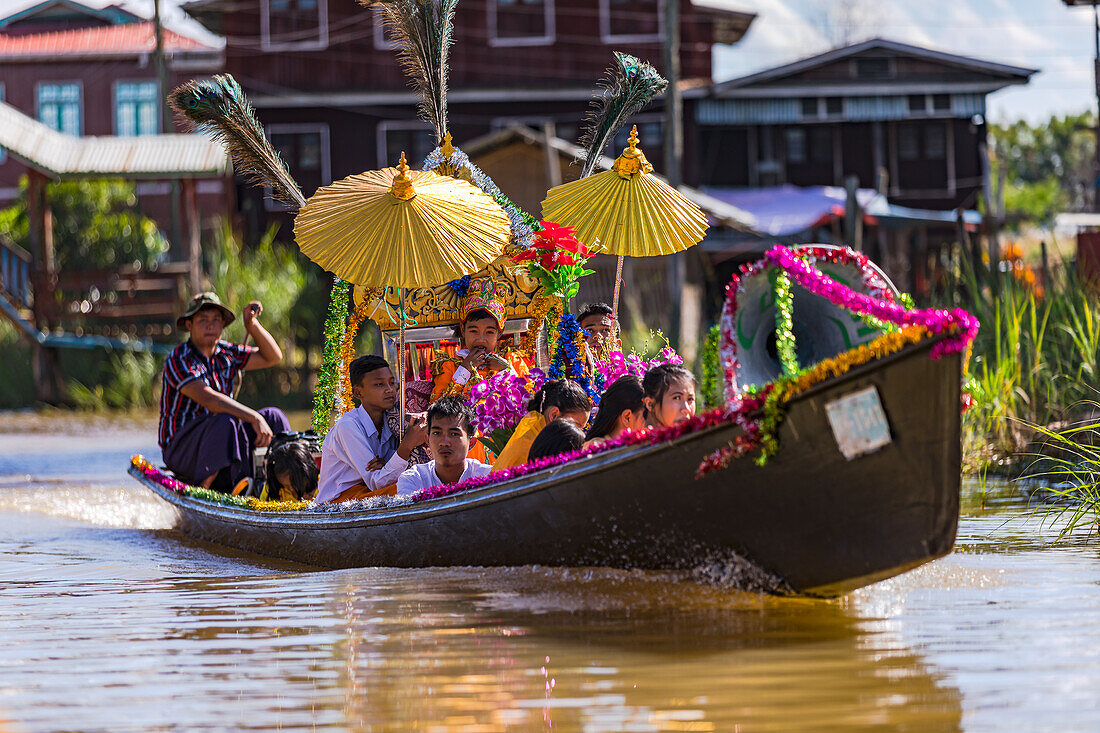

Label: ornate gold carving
[354,256,545,330]
[388,152,417,200]
[612,125,654,179]
[432,132,474,183]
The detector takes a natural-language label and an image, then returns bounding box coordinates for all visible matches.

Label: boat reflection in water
[318,567,963,731]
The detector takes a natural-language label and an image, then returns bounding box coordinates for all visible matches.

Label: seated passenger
[583,374,646,448]
[264,441,319,502]
[643,364,697,428]
[316,355,428,503]
[528,418,586,462]
[432,280,528,402]
[491,379,592,473]
[397,397,491,497]
[577,302,615,352]
[160,292,289,492]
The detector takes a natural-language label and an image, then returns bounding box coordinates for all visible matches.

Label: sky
[2,0,1096,123]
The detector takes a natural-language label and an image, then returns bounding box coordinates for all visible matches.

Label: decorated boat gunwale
[129,330,962,597]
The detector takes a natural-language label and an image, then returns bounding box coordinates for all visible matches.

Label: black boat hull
[130,338,961,596]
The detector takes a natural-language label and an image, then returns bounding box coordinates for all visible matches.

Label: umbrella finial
[389,152,417,201]
[441,131,456,159]
[613,125,654,179]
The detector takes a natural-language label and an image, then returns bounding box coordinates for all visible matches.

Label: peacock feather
[168,74,306,210]
[360,0,458,140]
[576,52,668,179]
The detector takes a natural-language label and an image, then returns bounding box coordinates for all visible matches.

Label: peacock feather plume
[577,52,668,178]
[168,74,306,210]
[360,0,459,139]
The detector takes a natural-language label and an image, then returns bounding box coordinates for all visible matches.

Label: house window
[267,124,330,210]
[115,82,159,136]
[810,127,833,164]
[907,94,927,115]
[924,124,946,159]
[262,0,328,51]
[932,93,951,112]
[489,0,554,47]
[38,82,82,136]
[800,97,819,118]
[853,57,894,80]
[377,121,436,171]
[601,0,660,42]
[785,129,806,163]
[898,124,920,161]
[825,97,843,117]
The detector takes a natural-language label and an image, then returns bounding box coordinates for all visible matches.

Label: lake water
[1,412,1098,732]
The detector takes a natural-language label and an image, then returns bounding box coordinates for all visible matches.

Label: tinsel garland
[547,312,599,403]
[697,324,933,476]
[131,456,313,511]
[700,324,722,409]
[448,275,472,298]
[519,295,559,361]
[421,146,538,249]
[772,269,798,376]
[338,298,374,415]
[313,279,351,435]
[718,244,978,403]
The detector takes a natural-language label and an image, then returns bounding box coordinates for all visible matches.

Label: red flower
[553,252,578,266]
[511,250,538,263]
[539,253,557,270]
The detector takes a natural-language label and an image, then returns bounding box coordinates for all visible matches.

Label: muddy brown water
[1,413,1099,731]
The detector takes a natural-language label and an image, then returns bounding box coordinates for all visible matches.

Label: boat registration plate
[825,386,891,460]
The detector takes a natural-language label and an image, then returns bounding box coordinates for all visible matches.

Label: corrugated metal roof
[0,100,229,178]
[0,21,213,59]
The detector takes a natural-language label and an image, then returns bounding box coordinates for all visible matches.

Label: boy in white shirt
[316,355,428,503]
[396,396,491,497]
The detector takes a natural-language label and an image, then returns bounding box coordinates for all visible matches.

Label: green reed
[938,253,1100,471]
[1023,415,1100,541]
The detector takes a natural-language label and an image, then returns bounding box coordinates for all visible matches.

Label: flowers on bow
[511,221,596,308]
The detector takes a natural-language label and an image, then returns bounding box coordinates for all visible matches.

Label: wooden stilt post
[181,178,202,294]
[26,169,64,403]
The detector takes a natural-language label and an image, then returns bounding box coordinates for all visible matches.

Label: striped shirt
[158,339,256,447]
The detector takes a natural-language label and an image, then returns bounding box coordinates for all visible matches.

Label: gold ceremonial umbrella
[294,152,511,288]
[294,152,512,427]
[541,126,708,319]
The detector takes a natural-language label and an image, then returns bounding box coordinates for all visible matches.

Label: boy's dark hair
[427,396,475,436]
[585,374,644,441]
[349,355,390,387]
[529,418,585,461]
[577,302,613,324]
[453,308,502,339]
[527,378,592,414]
[642,364,695,407]
[267,441,319,500]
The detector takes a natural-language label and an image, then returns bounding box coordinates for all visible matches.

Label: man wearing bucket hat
[158,292,290,492]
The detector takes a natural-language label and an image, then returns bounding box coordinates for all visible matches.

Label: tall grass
[1023,417,1100,541]
[937,252,1100,470]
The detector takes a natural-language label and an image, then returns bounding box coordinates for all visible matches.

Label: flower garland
[421,146,537,249]
[338,298,375,415]
[448,275,473,298]
[313,278,351,436]
[772,268,797,376]
[594,344,684,386]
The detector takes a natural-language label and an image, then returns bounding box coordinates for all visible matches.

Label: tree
[0,178,168,270]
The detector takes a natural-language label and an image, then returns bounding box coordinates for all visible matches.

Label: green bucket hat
[177,292,236,330]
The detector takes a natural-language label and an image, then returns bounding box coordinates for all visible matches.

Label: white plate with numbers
[824,385,892,460]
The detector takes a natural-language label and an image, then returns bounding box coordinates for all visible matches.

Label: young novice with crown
[431,280,529,402]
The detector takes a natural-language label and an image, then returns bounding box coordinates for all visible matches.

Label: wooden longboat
[128,333,961,597]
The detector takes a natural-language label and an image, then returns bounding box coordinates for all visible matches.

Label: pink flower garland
[409,406,739,503]
[595,346,684,386]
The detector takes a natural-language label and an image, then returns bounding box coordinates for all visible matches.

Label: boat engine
[732,245,899,390]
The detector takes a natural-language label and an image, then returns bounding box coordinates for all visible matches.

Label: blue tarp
[701,185,981,237]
